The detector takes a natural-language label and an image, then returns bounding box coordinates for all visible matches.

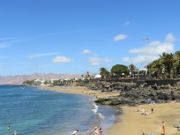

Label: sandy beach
[108,103,180,135]
[41,86,180,135]
[40,86,120,98]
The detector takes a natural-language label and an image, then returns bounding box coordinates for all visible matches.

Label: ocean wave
[91,102,98,114]
[92,103,105,120]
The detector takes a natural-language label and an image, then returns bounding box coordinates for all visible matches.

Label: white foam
[98,113,105,120]
[92,103,105,120]
[92,103,98,114]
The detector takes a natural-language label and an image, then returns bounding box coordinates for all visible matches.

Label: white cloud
[113,34,128,41]
[53,56,71,64]
[82,49,92,54]
[129,41,174,55]
[122,33,175,65]
[89,57,111,66]
[122,55,159,65]
[29,52,59,59]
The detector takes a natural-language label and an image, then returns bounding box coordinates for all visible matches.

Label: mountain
[0,73,81,85]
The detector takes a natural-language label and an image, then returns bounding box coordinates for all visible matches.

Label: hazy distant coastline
[0,73,80,85]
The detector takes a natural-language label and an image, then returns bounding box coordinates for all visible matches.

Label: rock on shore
[86,80,180,106]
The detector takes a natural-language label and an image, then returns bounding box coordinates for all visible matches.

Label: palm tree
[129,64,136,78]
[173,51,180,77]
[100,67,110,80]
[147,51,180,79]
[147,59,163,79]
[160,53,174,78]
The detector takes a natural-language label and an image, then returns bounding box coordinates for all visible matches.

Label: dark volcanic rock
[89,80,180,106]
[156,92,169,100]
[95,97,135,106]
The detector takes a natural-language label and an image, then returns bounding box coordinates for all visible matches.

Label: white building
[94,74,102,79]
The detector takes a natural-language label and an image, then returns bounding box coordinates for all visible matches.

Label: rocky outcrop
[87,81,137,92]
[92,81,180,106]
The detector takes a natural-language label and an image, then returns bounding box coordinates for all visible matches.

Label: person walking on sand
[161,121,166,135]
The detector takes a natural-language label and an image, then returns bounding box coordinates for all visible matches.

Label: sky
[0,0,180,76]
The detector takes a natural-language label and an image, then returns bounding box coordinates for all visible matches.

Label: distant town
[22,51,180,87]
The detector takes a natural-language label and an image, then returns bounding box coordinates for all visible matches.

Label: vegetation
[147,51,180,79]
[129,64,136,77]
[98,51,179,80]
[111,64,129,77]
[23,51,179,87]
[100,67,110,79]
[174,51,180,76]
[23,80,35,85]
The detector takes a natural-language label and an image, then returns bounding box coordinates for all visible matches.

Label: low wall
[137,79,180,86]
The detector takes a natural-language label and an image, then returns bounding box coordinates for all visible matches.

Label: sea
[0,85,116,135]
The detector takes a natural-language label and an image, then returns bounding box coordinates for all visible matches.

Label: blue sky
[0,0,180,75]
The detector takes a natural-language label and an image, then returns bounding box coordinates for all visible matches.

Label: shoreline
[40,86,120,135]
[40,86,180,135]
[39,86,120,99]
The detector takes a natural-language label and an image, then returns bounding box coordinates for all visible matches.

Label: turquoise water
[0,85,115,135]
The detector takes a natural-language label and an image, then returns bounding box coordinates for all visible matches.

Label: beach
[41,86,180,135]
[40,86,120,99]
[108,103,180,135]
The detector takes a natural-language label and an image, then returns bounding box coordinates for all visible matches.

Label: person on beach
[151,108,154,113]
[148,132,153,135]
[99,127,103,135]
[93,127,103,135]
[94,127,99,135]
[161,121,166,135]
[14,130,17,135]
[72,130,79,135]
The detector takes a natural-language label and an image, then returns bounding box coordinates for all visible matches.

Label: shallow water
[0,85,115,135]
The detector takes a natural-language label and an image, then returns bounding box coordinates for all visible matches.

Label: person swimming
[7,125,11,134]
